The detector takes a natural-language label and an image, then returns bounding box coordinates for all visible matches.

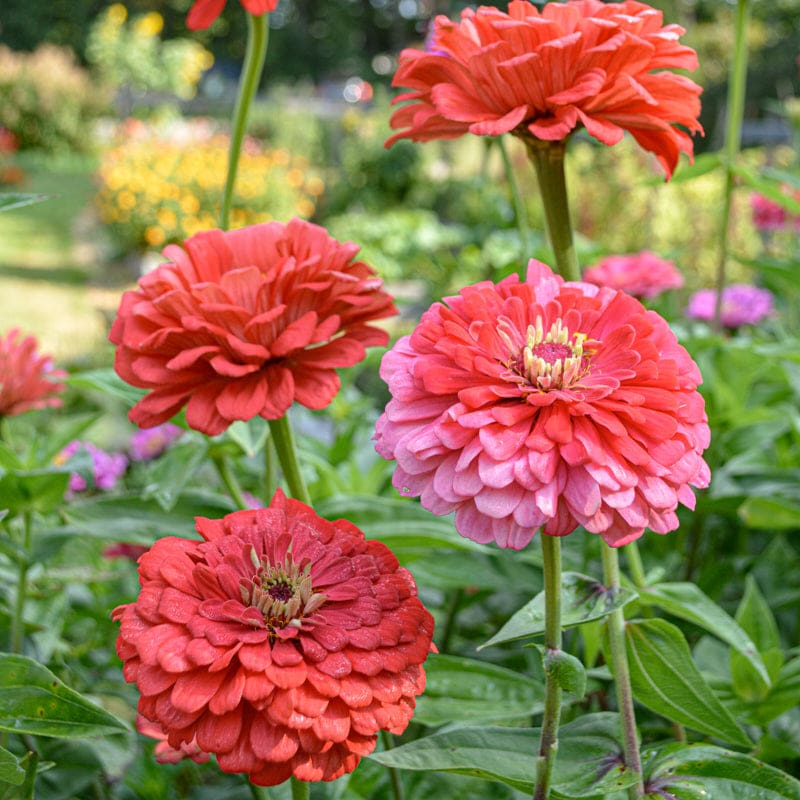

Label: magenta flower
[129,423,183,461]
[58,441,129,495]
[686,285,775,329]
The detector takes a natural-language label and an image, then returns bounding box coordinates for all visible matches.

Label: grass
[0,152,121,362]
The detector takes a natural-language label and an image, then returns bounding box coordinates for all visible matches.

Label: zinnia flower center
[240,550,326,633]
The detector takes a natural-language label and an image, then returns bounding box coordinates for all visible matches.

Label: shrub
[0,44,108,153]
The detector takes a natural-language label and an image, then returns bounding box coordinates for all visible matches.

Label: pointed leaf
[0,752,36,800]
[67,369,147,408]
[0,470,70,515]
[480,572,637,649]
[0,194,49,212]
[413,654,544,726]
[226,418,269,458]
[638,582,769,686]
[142,440,208,511]
[617,619,751,747]
[0,654,128,738]
[0,746,24,786]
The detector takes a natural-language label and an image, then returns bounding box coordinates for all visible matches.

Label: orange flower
[114,491,434,786]
[388,0,703,178]
[0,329,66,417]
[187,0,278,30]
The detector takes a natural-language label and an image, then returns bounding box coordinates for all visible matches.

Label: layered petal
[0,328,66,417]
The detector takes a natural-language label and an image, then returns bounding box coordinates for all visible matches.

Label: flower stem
[290,777,309,800]
[212,454,249,509]
[264,434,276,505]
[219,12,269,231]
[601,543,644,799]
[713,0,751,331]
[533,533,562,800]
[268,416,311,504]
[381,730,405,800]
[498,136,532,261]
[625,540,652,618]
[10,511,33,654]
[525,139,580,283]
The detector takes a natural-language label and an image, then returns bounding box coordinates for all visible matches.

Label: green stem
[625,540,652,619]
[268,416,311,504]
[533,534,563,800]
[263,435,276,505]
[525,139,580,282]
[10,511,33,654]
[290,777,309,800]
[713,0,751,331]
[601,544,644,799]
[438,588,464,654]
[380,730,405,800]
[212,455,250,509]
[498,136,532,261]
[219,13,269,231]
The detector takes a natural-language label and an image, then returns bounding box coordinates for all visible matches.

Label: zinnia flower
[113,490,434,786]
[130,423,183,461]
[0,329,66,417]
[136,716,210,765]
[387,0,703,178]
[187,0,278,31]
[110,219,397,436]
[58,441,128,495]
[582,251,683,299]
[374,260,710,549]
[750,191,800,233]
[686,285,774,329]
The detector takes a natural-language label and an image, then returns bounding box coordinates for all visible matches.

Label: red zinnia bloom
[582,251,684,299]
[113,490,434,786]
[186,0,278,31]
[136,716,210,765]
[0,328,66,417]
[110,219,397,436]
[374,261,710,549]
[387,0,703,178]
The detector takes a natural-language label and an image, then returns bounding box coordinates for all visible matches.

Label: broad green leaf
[0,654,128,738]
[226,418,269,458]
[413,654,544,726]
[748,656,800,725]
[618,619,751,747]
[0,470,70,515]
[67,369,146,408]
[666,152,723,184]
[648,743,800,800]
[0,194,49,212]
[638,582,769,686]
[738,496,800,530]
[480,572,637,649]
[542,648,587,699]
[369,714,640,797]
[0,746,23,786]
[0,752,36,800]
[141,440,209,511]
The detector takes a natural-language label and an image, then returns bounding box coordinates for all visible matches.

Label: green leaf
[34,413,101,465]
[749,656,800,725]
[731,165,800,214]
[369,714,640,797]
[0,470,70,515]
[0,746,24,786]
[480,572,637,649]
[141,440,209,511]
[648,743,800,799]
[638,582,770,686]
[66,369,146,408]
[413,654,544,726]
[225,418,269,458]
[0,194,49,212]
[0,654,128,738]
[0,752,36,800]
[666,152,723,184]
[619,619,751,747]
[738,496,800,530]
[543,648,587,699]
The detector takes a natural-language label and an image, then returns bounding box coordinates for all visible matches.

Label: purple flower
[686,285,775,329]
[129,423,182,461]
[58,441,128,495]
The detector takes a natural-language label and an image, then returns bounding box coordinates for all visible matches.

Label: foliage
[0,45,108,154]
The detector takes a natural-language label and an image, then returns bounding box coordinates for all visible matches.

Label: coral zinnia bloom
[110,219,397,436]
[583,251,683,299]
[0,328,66,417]
[387,0,703,178]
[374,261,710,549]
[186,0,278,31]
[113,490,434,786]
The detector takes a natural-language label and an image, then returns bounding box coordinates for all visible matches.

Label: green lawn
[0,152,120,362]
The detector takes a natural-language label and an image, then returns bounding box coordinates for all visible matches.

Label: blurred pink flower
[750,191,800,233]
[686,285,775,329]
[0,329,66,417]
[129,423,183,461]
[58,441,128,495]
[582,251,683,300]
[375,260,710,549]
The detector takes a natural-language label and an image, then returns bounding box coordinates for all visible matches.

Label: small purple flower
[129,423,183,461]
[58,441,128,495]
[686,285,775,329]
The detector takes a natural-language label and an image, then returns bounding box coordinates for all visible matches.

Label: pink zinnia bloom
[374,260,710,549]
[582,251,684,299]
[109,219,397,436]
[136,716,210,765]
[686,285,775,329]
[0,329,66,417]
[187,0,278,31]
[113,490,434,786]
[387,0,703,178]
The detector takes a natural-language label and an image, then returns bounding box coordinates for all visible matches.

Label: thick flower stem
[263,436,277,504]
[219,13,269,231]
[525,140,581,283]
[10,511,32,654]
[381,730,405,800]
[290,777,309,800]
[498,136,532,260]
[624,540,652,619]
[268,416,311,504]
[533,533,563,800]
[713,0,751,331]
[601,543,644,799]
[212,454,250,510]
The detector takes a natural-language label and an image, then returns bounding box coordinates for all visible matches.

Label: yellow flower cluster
[95,123,324,251]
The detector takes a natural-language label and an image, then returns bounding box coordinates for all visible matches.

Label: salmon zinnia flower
[113,490,434,786]
[110,219,397,436]
[374,261,710,549]
[186,0,278,31]
[0,328,66,417]
[583,251,684,300]
[388,0,703,178]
